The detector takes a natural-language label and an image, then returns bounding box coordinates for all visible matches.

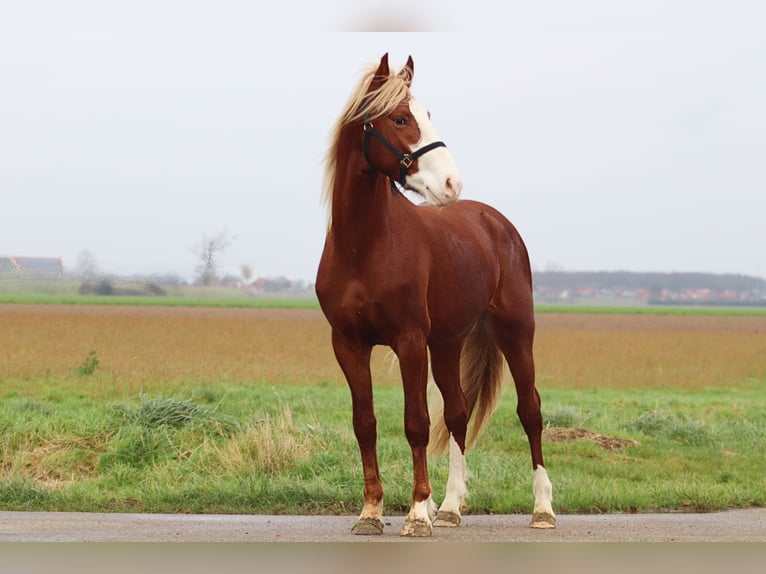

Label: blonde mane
[322,61,413,225]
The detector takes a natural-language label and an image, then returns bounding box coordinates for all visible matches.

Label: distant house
[0,256,64,276]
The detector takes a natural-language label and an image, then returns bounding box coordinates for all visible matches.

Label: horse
[315,53,556,537]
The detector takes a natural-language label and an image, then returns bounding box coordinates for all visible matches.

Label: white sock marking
[532,466,555,517]
[439,435,468,516]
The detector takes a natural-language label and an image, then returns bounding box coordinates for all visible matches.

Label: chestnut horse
[316,53,555,537]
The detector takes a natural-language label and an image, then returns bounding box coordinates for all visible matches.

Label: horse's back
[424,199,532,277]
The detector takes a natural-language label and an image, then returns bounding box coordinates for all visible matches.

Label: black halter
[362,117,447,187]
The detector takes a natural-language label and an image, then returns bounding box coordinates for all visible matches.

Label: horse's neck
[329,154,398,258]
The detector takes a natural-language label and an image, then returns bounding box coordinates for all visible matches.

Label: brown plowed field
[1,305,764,394]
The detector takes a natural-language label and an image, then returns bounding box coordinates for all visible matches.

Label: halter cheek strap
[363,120,447,186]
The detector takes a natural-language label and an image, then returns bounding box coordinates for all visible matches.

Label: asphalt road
[1,508,765,542]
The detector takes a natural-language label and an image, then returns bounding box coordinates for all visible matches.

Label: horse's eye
[394,117,408,126]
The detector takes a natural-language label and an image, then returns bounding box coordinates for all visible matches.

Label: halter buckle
[400,155,413,168]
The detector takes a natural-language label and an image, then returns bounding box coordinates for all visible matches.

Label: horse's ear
[399,55,414,87]
[368,53,390,93]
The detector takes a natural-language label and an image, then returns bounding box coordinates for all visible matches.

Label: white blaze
[405,98,463,206]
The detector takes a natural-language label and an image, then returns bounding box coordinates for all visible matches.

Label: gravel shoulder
[2,508,765,542]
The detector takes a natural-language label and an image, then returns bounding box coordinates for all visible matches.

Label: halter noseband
[362,117,447,187]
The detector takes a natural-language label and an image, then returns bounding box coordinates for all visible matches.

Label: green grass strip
[1,382,764,515]
[2,293,766,316]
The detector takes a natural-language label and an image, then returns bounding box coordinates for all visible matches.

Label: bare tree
[76,250,99,281]
[192,231,233,286]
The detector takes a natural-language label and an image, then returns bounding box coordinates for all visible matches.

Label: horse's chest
[318,273,424,345]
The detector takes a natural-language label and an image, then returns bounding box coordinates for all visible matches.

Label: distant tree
[192,230,234,286]
[76,250,99,281]
[241,264,253,283]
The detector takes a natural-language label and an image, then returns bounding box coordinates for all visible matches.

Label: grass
[529,385,766,513]
[0,293,319,309]
[2,288,766,316]
[0,290,766,317]
[1,304,765,515]
[1,381,764,515]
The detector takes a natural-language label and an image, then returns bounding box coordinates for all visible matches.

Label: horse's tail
[429,319,504,456]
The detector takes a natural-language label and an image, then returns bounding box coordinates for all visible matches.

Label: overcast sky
[2,1,764,282]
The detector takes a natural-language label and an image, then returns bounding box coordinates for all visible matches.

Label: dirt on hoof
[433,511,461,527]
[400,518,432,537]
[543,427,640,451]
[530,513,557,529]
[351,517,384,535]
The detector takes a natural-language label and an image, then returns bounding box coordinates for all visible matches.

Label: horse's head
[360,54,462,206]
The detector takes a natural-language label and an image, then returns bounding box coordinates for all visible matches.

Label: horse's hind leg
[435,436,467,527]
[489,314,556,529]
[429,341,468,527]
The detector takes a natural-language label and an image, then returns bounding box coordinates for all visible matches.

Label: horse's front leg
[395,334,437,537]
[331,332,384,535]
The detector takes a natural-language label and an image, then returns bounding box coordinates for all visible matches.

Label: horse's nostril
[445,176,463,199]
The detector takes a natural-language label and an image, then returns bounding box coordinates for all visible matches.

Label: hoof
[433,510,461,528]
[400,518,432,537]
[352,517,384,535]
[529,512,557,529]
